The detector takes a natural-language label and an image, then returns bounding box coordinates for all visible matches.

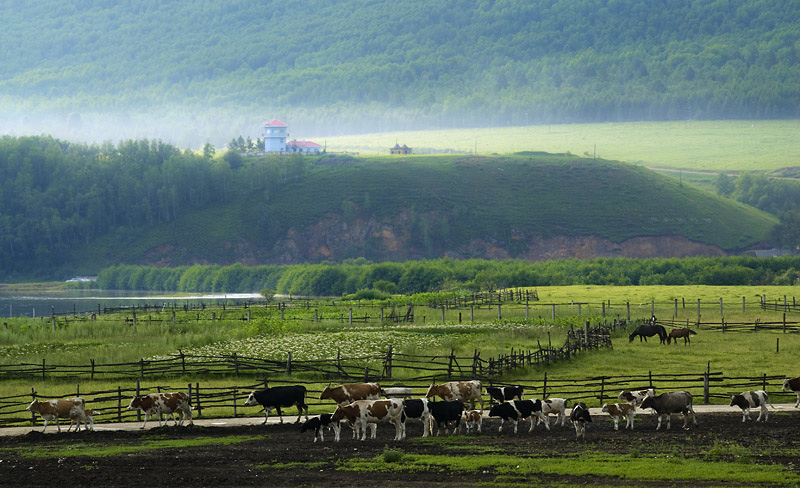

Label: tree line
[95,256,800,296]
[1,0,798,131]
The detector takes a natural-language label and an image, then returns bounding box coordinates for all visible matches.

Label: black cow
[486,385,525,404]
[243,386,309,424]
[402,399,432,438]
[488,400,547,434]
[570,402,591,440]
[300,413,334,442]
[428,400,464,435]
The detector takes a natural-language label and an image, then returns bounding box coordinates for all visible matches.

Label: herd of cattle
[24,376,800,440]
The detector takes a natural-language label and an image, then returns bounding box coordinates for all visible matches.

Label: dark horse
[668,328,697,345]
[629,317,668,344]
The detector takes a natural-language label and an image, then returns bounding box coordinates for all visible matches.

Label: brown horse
[668,328,697,345]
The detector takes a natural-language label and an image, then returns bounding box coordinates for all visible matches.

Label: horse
[667,328,697,345]
[629,323,668,344]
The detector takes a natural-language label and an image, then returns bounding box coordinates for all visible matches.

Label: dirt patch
[1,412,798,487]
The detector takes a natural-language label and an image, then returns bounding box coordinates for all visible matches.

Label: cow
[67,408,99,432]
[540,398,569,427]
[425,380,483,410]
[488,400,548,434]
[300,414,334,442]
[26,397,87,433]
[463,409,482,433]
[618,388,655,406]
[486,385,524,404]
[570,402,592,440]
[782,377,800,407]
[127,391,193,429]
[331,399,404,442]
[243,386,308,424]
[428,399,465,435]
[639,391,697,430]
[320,383,381,406]
[601,403,636,430]
[730,390,773,422]
[401,399,432,438]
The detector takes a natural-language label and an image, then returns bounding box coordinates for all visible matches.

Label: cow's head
[424,384,438,398]
[127,396,143,410]
[601,403,609,413]
[783,378,792,391]
[26,399,39,411]
[729,394,746,408]
[243,391,259,406]
[319,384,334,400]
[639,396,653,410]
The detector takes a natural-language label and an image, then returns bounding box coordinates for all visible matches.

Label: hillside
[1,1,798,145]
[63,152,776,276]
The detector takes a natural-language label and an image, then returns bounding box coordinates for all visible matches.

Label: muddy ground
[0,412,797,487]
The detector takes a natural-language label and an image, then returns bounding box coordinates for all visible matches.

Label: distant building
[287,139,322,154]
[753,248,792,258]
[263,119,288,152]
[390,143,412,154]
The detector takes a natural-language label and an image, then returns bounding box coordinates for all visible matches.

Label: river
[0,290,262,318]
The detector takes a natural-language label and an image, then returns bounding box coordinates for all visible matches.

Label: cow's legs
[758,405,768,422]
[794,392,800,408]
[262,407,272,425]
[295,402,308,424]
[275,406,284,424]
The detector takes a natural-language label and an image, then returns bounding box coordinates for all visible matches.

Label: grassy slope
[71,153,776,270]
[321,119,800,172]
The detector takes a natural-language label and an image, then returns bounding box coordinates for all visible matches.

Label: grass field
[319,119,800,172]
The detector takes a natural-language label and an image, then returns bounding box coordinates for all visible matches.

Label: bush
[381,446,404,463]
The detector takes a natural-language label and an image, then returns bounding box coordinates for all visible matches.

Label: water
[0,290,261,318]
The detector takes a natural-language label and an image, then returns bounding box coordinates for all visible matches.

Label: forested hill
[1,1,798,143]
[0,136,776,280]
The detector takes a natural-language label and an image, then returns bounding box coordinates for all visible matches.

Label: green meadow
[321,119,800,172]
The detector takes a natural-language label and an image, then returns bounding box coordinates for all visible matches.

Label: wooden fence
[0,321,616,382]
[4,369,797,429]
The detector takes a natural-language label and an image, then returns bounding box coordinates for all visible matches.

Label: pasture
[320,119,800,172]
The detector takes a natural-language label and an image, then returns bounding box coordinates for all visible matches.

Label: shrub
[381,446,404,463]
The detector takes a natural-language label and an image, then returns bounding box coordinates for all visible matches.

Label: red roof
[263,119,288,127]
[287,140,321,148]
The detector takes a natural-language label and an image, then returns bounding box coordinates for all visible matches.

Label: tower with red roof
[263,119,288,152]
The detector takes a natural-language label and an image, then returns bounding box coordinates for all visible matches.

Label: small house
[390,143,412,155]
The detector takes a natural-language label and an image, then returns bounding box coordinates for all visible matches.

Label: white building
[287,139,322,154]
[263,119,288,152]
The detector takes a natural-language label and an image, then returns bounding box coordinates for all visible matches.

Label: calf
[243,385,308,424]
[428,399,465,435]
[570,403,592,440]
[601,403,636,430]
[730,390,773,422]
[425,380,483,410]
[26,397,87,433]
[639,391,697,430]
[67,408,99,433]
[486,385,524,404]
[127,391,193,429]
[300,414,334,442]
[401,399,432,438]
[463,409,482,433]
[488,400,548,434]
[782,377,800,408]
[331,399,404,442]
[540,398,569,427]
[320,383,381,406]
[618,388,655,406]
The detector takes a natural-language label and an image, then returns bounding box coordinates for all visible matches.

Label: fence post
[386,345,393,378]
[41,358,45,381]
[91,359,95,380]
[526,300,530,320]
[447,349,455,379]
[648,371,653,390]
[674,298,677,318]
[195,382,201,417]
[135,380,141,422]
[651,300,654,316]
[140,358,145,378]
[315,309,319,322]
[172,310,176,326]
[783,313,787,333]
[285,352,292,376]
[472,349,479,378]
[742,296,746,313]
[30,387,37,425]
[349,308,353,326]
[719,298,723,317]
[703,361,710,405]
[180,349,186,374]
[697,299,701,324]
[233,352,239,376]
[498,304,502,321]
[602,301,605,318]
[599,376,605,404]
[233,389,238,418]
[542,372,547,399]
[626,301,630,321]
[442,306,446,323]
[762,373,767,391]
[551,304,556,321]
[117,386,123,422]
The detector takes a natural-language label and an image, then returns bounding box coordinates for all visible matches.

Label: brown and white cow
[425,380,483,410]
[67,408,99,432]
[127,391,193,429]
[782,377,800,407]
[331,399,404,442]
[601,403,637,430]
[320,383,381,406]
[618,388,655,406]
[463,409,482,433]
[26,397,88,433]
